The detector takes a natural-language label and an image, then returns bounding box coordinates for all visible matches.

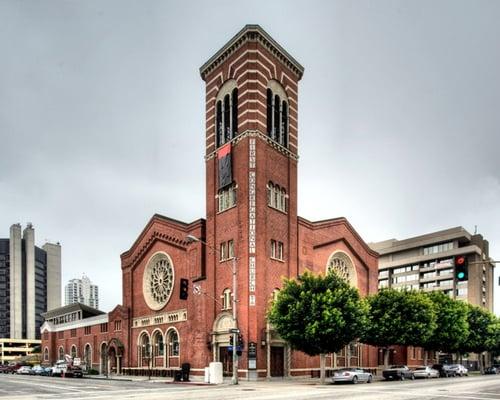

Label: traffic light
[237,334,244,356]
[455,255,468,282]
[180,278,189,300]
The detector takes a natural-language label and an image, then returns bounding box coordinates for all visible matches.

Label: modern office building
[0,223,61,363]
[65,274,99,309]
[370,226,495,311]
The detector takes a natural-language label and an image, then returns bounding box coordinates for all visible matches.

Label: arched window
[231,88,238,137]
[215,80,238,148]
[71,345,77,358]
[167,329,180,357]
[216,101,223,147]
[222,288,232,310]
[273,94,280,140]
[58,346,64,361]
[141,333,150,357]
[152,330,164,357]
[326,251,358,287]
[266,81,289,147]
[223,94,231,142]
[84,344,92,368]
[267,182,287,213]
[267,89,273,136]
[282,101,288,147]
[43,347,49,362]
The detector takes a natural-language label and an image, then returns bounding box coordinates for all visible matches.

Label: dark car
[485,366,499,375]
[432,364,455,378]
[383,365,415,381]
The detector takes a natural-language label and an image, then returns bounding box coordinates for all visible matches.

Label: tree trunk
[384,348,390,369]
[479,353,484,374]
[423,349,428,365]
[320,353,326,384]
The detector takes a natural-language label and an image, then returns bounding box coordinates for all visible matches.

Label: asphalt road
[1,373,499,400]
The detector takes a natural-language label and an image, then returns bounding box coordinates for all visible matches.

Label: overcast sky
[1,0,499,314]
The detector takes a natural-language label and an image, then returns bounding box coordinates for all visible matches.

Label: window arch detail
[43,347,49,362]
[216,80,238,147]
[84,343,92,368]
[266,80,289,147]
[70,345,77,358]
[326,251,358,287]
[221,288,232,310]
[166,328,180,357]
[152,329,164,357]
[267,181,287,212]
[143,252,175,311]
[58,346,64,361]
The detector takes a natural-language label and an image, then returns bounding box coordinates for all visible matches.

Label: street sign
[193,284,201,295]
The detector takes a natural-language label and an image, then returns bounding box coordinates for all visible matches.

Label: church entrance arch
[212,313,236,376]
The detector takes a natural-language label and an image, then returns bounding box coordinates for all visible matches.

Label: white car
[332,368,373,384]
[448,364,468,377]
[413,366,439,379]
[51,361,68,377]
[16,366,32,375]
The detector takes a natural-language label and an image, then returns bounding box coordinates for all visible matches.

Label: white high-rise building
[64,274,99,309]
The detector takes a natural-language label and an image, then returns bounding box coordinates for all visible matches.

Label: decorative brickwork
[41,25,379,379]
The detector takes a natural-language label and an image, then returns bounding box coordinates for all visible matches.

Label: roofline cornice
[200,25,304,81]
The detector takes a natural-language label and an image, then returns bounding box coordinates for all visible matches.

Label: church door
[270,347,284,377]
[219,347,233,376]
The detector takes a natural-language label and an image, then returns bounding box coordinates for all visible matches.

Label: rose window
[326,251,357,286]
[143,253,174,310]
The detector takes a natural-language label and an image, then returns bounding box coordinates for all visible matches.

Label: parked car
[1,363,21,374]
[383,365,415,381]
[413,366,439,379]
[331,368,373,384]
[447,364,468,377]
[432,364,455,378]
[51,361,68,377]
[16,366,33,375]
[485,366,499,375]
[32,365,45,375]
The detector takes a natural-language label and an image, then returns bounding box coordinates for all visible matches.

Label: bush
[87,368,99,375]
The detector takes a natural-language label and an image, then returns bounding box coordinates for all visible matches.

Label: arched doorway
[84,344,92,371]
[107,338,125,374]
[100,342,108,375]
[212,313,236,376]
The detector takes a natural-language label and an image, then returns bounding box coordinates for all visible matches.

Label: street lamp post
[186,234,239,385]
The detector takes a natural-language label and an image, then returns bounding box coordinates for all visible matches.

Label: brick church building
[41,25,379,379]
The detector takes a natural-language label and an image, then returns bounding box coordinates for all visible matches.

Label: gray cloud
[1,0,499,313]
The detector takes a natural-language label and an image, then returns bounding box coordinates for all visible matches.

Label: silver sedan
[413,366,439,379]
[332,368,373,384]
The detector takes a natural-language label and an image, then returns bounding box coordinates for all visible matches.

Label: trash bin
[181,363,190,382]
[174,369,182,381]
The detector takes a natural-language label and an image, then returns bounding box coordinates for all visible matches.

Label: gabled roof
[42,302,105,320]
[200,24,304,81]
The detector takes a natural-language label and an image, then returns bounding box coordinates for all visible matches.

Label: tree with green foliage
[422,291,469,358]
[361,288,437,367]
[463,304,496,373]
[487,316,500,360]
[268,271,367,384]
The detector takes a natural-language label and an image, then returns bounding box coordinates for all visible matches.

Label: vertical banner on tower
[248,138,256,307]
[217,143,232,189]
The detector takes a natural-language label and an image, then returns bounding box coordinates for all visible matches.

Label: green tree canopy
[268,271,367,356]
[423,291,469,354]
[362,288,436,349]
[463,304,495,354]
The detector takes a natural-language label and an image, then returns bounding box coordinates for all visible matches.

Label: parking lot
[1,372,500,400]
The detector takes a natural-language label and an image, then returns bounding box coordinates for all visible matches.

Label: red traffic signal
[454,255,468,281]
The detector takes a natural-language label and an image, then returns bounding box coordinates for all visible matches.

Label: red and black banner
[218,143,232,189]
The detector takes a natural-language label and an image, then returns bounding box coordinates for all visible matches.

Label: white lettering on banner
[249,138,256,306]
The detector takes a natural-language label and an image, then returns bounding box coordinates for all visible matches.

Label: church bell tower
[199,25,304,376]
